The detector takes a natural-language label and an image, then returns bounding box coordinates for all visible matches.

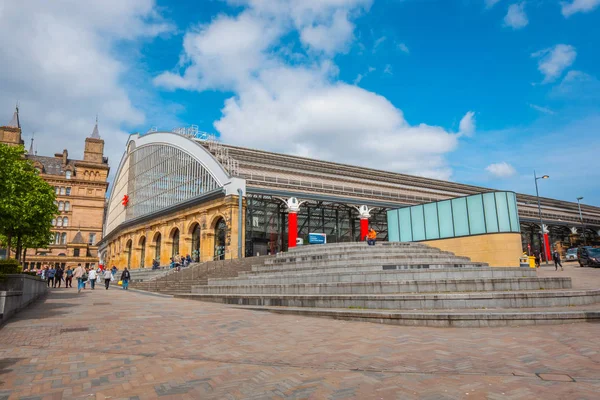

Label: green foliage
[0,259,22,274]
[0,144,58,253]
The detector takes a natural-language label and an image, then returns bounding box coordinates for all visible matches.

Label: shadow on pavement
[0,357,25,386]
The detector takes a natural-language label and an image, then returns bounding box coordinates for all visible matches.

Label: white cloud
[561,0,600,17]
[528,103,555,115]
[383,64,393,75]
[551,70,600,100]
[458,111,476,137]
[531,44,577,84]
[156,0,473,180]
[353,73,364,84]
[486,162,516,178]
[485,0,502,8]
[0,0,171,178]
[504,3,528,29]
[397,42,410,54]
[372,35,386,52]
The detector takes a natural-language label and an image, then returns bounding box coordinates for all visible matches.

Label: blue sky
[1,0,599,205]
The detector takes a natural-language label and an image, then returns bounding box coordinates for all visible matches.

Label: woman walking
[120,268,131,290]
[103,268,113,290]
[73,264,85,293]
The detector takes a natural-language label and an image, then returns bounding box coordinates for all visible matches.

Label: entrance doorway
[214,218,226,260]
[191,223,200,262]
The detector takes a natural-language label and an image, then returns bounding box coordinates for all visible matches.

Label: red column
[360,218,369,241]
[288,211,298,248]
[544,233,551,261]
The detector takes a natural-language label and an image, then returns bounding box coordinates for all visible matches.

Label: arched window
[55,187,60,195]
[63,217,68,227]
[61,232,67,245]
[66,187,71,196]
[214,218,227,260]
[65,170,72,179]
[84,171,89,180]
[191,223,201,262]
[139,236,146,268]
[58,201,64,211]
[171,228,180,258]
[60,187,65,195]
[54,232,60,244]
[57,217,63,227]
[51,218,56,226]
[126,240,132,269]
[154,233,162,263]
[65,201,70,211]
[95,172,100,180]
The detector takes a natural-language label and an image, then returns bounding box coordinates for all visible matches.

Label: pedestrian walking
[553,250,564,271]
[41,265,47,281]
[55,266,64,288]
[120,268,131,290]
[65,266,73,288]
[73,263,86,293]
[111,265,117,276]
[88,267,98,290]
[534,252,541,268]
[103,269,113,290]
[47,266,56,288]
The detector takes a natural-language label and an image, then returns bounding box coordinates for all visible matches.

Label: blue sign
[308,233,327,244]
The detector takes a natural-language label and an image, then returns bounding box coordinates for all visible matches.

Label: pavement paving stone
[0,265,599,399]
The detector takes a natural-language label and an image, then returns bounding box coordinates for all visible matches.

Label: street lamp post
[576,197,586,245]
[534,171,550,265]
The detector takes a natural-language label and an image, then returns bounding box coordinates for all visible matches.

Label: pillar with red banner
[544,233,551,261]
[357,205,372,241]
[285,197,303,248]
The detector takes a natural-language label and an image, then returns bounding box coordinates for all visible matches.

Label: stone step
[260,254,475,269]
[248,261,485,276]
[174,289,600,310]
[229,305,600,327]
[285,242,425,253]
[192,277,571,295]
[210,267,536,286]
[266,248,456,264]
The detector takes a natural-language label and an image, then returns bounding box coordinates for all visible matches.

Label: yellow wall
[104,195,245,269]
[422,233,522,267]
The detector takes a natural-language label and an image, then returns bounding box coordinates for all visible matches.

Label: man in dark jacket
[553,250,563,271]
[120,268,131,290]
[54,267,64,288]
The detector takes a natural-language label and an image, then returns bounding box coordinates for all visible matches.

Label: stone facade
[422,233,524,267]
[0,109,109,269]
[103,195,245,269]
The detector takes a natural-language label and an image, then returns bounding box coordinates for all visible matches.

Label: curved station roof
[103,130,600,239]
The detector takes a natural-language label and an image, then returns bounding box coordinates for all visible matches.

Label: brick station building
[99,129,600,269]
[0,108,109,269]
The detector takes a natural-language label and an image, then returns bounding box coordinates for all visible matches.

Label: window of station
[66,187,71,196]
[64,201,70,211]
[65,170,72,179]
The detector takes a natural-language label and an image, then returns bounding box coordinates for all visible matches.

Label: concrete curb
[127,288,174,298]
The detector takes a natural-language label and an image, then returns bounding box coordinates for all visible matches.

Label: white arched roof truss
[104,131,245,236]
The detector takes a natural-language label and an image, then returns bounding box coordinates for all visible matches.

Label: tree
[0,144,57,261]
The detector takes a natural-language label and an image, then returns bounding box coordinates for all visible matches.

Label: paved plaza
[1,264,599,399]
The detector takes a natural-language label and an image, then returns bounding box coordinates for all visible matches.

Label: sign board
[296,238,304,246]
[308,233,327,244]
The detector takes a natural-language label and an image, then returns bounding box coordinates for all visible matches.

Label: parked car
[578,246,600,268]
[565,248,578,261]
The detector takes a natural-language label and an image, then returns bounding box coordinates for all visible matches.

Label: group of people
[169,254,192,270]
[531,250,564,271]
[36,264,132,292]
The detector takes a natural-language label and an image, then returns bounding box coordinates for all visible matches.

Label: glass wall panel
[424,203,440,240]
[410,206,426,241]
[483,192,499,233]
[437,200,454,238]
[452,197,470,236]
[387,210,400,242]
[467,195,486,235]
[507,192,519,232]
[398,208,412,242]
[495,192,511,232]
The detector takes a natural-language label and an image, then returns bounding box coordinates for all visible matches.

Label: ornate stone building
[100,129,600,269]
[0,108,110,269]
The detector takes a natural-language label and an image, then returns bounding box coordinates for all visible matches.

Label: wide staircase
[130,256,272,295]
[173,242,600,327]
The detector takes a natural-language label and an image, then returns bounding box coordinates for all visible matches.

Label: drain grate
[60,327,89,333]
